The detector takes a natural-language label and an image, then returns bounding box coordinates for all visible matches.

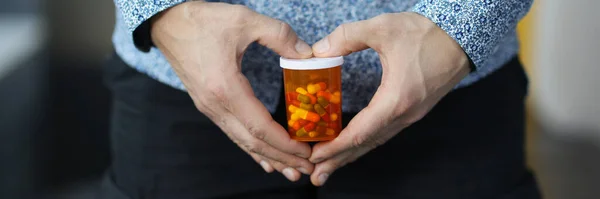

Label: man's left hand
[309,12,471,186]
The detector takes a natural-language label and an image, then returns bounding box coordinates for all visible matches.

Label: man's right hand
[150,1,314,181]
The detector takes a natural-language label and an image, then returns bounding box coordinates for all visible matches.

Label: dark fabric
[100,53,540,199]
[132,20,153,52]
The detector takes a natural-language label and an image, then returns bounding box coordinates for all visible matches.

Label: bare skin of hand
[151,1,315,182]
[309,12,471,186]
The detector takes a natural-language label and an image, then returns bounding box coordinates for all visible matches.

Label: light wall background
[518,0,600,198]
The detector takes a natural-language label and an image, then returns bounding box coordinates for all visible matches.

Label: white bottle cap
[280,56,344,70]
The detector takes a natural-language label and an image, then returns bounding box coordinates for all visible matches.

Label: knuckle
[370,14,395,38]
[230,5,253,24]
[245,141,264,154]
[245,119,267,140]
[247,125,266,141]
[276,21,293,42]
[218,117,228,128]
[190,96,208,112]
[351,134,368,149]
[204,81,228,104]
[231,4,251,14]
[373,13,395,26]
[335,23,357,51]
[352,133,381,150]
[391,103,411,119]
[193,101,208,113]
[335,24,348,41]
[192,95,214,114]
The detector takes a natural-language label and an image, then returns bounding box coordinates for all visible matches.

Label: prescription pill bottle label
[280,57,343,142]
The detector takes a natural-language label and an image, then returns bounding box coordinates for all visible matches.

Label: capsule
[288,105,299,113]
[316,82,327,90]
[307,93,317,104]
[309,131,318,138]
[291,112,301,121]
[295,108,308,116]
[286,92,299,102]
[326,128,335,136]
[296,128,308,136]
[291,121,301,131]
[295,108,320,123]
[291,119,309,131]
[322,112,331,122]
[314,104,331,122]
[304,122,316,132]
[298,120,309,126]
[317,121,328,127]
[317,91,332,101]
[308,82,327,94]
[305,112,321,123]
[299,103,313,111]
[330,113,338,121]
[290,100,301,107]
[307,84,318,94]
[296,87,308,95]
[297,94,311,104]
[317,96,329,108]
[314,104,326,115]
[330,93,341,104]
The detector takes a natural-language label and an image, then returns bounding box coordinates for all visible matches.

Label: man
[101,0,540,198]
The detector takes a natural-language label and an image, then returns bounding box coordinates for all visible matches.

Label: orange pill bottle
[280,56,343,142]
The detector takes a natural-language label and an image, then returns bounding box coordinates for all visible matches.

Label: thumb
[312,21,372,57]
[252,14,313,59]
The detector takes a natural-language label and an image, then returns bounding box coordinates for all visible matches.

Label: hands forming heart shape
[151,1,469,187]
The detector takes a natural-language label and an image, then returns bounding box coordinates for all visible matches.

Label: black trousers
[98,53,541,199]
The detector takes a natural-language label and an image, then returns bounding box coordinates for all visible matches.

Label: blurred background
[0,0,598,199]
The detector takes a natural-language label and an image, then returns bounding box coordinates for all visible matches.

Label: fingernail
[259,161,272,173]
[297,167,310,175]
[313,38,330,54]
[318,173,329,185]
[295,40,313,56]
[282,167,296,181]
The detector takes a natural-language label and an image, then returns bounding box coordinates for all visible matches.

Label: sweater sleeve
[113,0,187,51]
[412,0,534,70]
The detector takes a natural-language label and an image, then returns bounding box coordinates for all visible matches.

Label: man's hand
[309,12,471,186]
[151,1,314,181]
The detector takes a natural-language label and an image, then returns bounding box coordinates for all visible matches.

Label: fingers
[309,149,361,186]
[250,152,305,182]
[249,153,274,173]
[227,73,313,159]
[252,14,313,58]
[312,20,373,57]
[245,139,314,174]
[219,108,314,174]
[310,90,394,163]
[269,160,303,181]
[308,90,401,186]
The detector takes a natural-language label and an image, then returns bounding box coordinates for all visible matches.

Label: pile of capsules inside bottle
[280,57,343,142]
